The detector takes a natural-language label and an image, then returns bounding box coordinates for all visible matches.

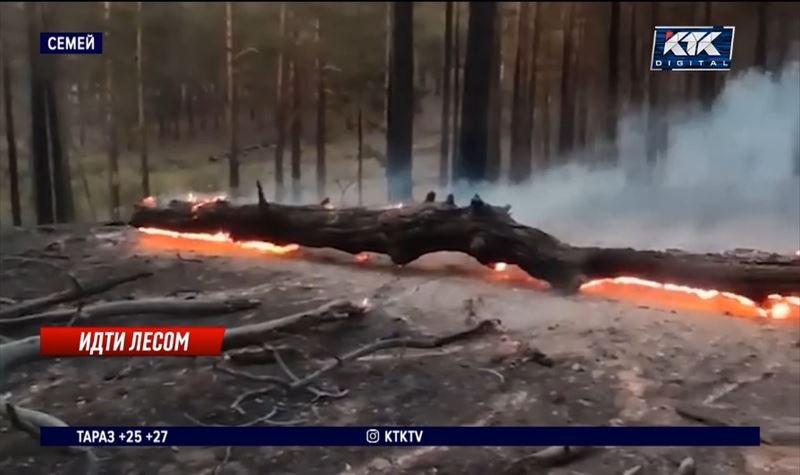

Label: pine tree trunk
[104,1,120,221]
[527,3,541,166]
[457,1,497,185]
[315,17,326,202]
[225,1,240,193]
[607,1,620,154]
[485,3,503,183]
[45,77,74,223]
[451,2,462,180]
[357,107,364,205]
[645,2,661,174]
[509,1,531,183]
[1,13,22,226]
[290,26,302,203]
[383,2,391,131]
[557,5,575,157]
[274,2,287,201]
[697,2,716,110]
[438,1,453,188]
[386,1,414,202]
[77,82,86,147]
[754,3,768,70]
[136,1,150,197]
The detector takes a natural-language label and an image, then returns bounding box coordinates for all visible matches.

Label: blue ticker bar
[40,426,761,447]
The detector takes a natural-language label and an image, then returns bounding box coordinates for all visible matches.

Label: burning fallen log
[129,187,800,312]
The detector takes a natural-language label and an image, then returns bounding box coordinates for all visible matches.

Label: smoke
[473,64,800,253]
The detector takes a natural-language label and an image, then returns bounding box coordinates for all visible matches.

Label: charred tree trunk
[289,25,302,204]
[451,2,462,180]
[1,15,21,226]
[45,80,74,223]
[383,2,391,131]
[225,1,240,193]
[754,3,768,71]
[315,17,326,202]
[557,6,575,157]
[76,82,86,147]
[131,194,800,304]
[104,1,120,221]
[645,2,662,175]
[27,2,54,224]
[136,1,150,197]
[485,3,503,183]
[357,107,364,205]
[438,1,453,189]
[456,1,497,185]
[386,1,414,202]
[697,2,716,110]
[607,1,620,155]
[274,2,288,202]
[509,1,532,183]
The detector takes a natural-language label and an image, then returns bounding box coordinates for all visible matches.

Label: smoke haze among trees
[0,2,798,252]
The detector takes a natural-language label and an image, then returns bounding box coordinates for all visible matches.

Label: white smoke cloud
[475,64,800,253]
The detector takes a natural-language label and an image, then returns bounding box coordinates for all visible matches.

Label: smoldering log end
[425,191,436,203]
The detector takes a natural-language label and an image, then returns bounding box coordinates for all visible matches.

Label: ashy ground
[0,225,798,475]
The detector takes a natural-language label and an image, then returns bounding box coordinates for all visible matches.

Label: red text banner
[39,327,225,357]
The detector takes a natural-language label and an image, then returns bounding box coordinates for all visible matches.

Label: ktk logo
[662,30,721,56]
[650,26,735,71]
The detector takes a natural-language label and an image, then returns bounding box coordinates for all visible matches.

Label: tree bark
[754,3,768,70]
[274,2,287,202]
[225,1,240,193]
[557,5,575,157]
[456,2,497,185]
[290,25,302,203]
[130,195,800,303]
[136,1,149,197]
[438,1,453,189]
[104,1,120,221]
[315,17,326,202]
[1,12,22,226]
[451,2,462,180]
[485,3,503,183]
[386,1,414,202]
[45,79,74,223]
[509,1,532,183]
[26,2,54,225]
[606,1,620,154]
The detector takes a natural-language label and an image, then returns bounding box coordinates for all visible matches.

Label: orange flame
[137,227,299,255]
[580,276,799,320]
[493,262,508,272]
[354,253,370,263]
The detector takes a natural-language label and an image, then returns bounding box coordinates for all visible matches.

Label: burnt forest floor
[1,225,799,475]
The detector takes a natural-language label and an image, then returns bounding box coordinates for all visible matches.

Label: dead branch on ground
[0,297,260,330]
[221,299,369,350]
[222,319,499,412]
[0,397,99,475]
[504,445,595,473]
[0,271,153,320]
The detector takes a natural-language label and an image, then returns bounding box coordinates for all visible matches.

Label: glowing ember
[141,196,157,208]
[493,262,508,272]
[580,276,799,320]
[137,227,299,255]
[354,253,370,263]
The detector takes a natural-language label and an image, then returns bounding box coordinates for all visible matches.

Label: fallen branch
[225,319,499,410]
[504,446,595,473]
[0,397,99,475]
[676,457,696,475]
[130,191,800,301]
[0,271,153,320]
[221,299,369,350]
[0,297,260,330]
